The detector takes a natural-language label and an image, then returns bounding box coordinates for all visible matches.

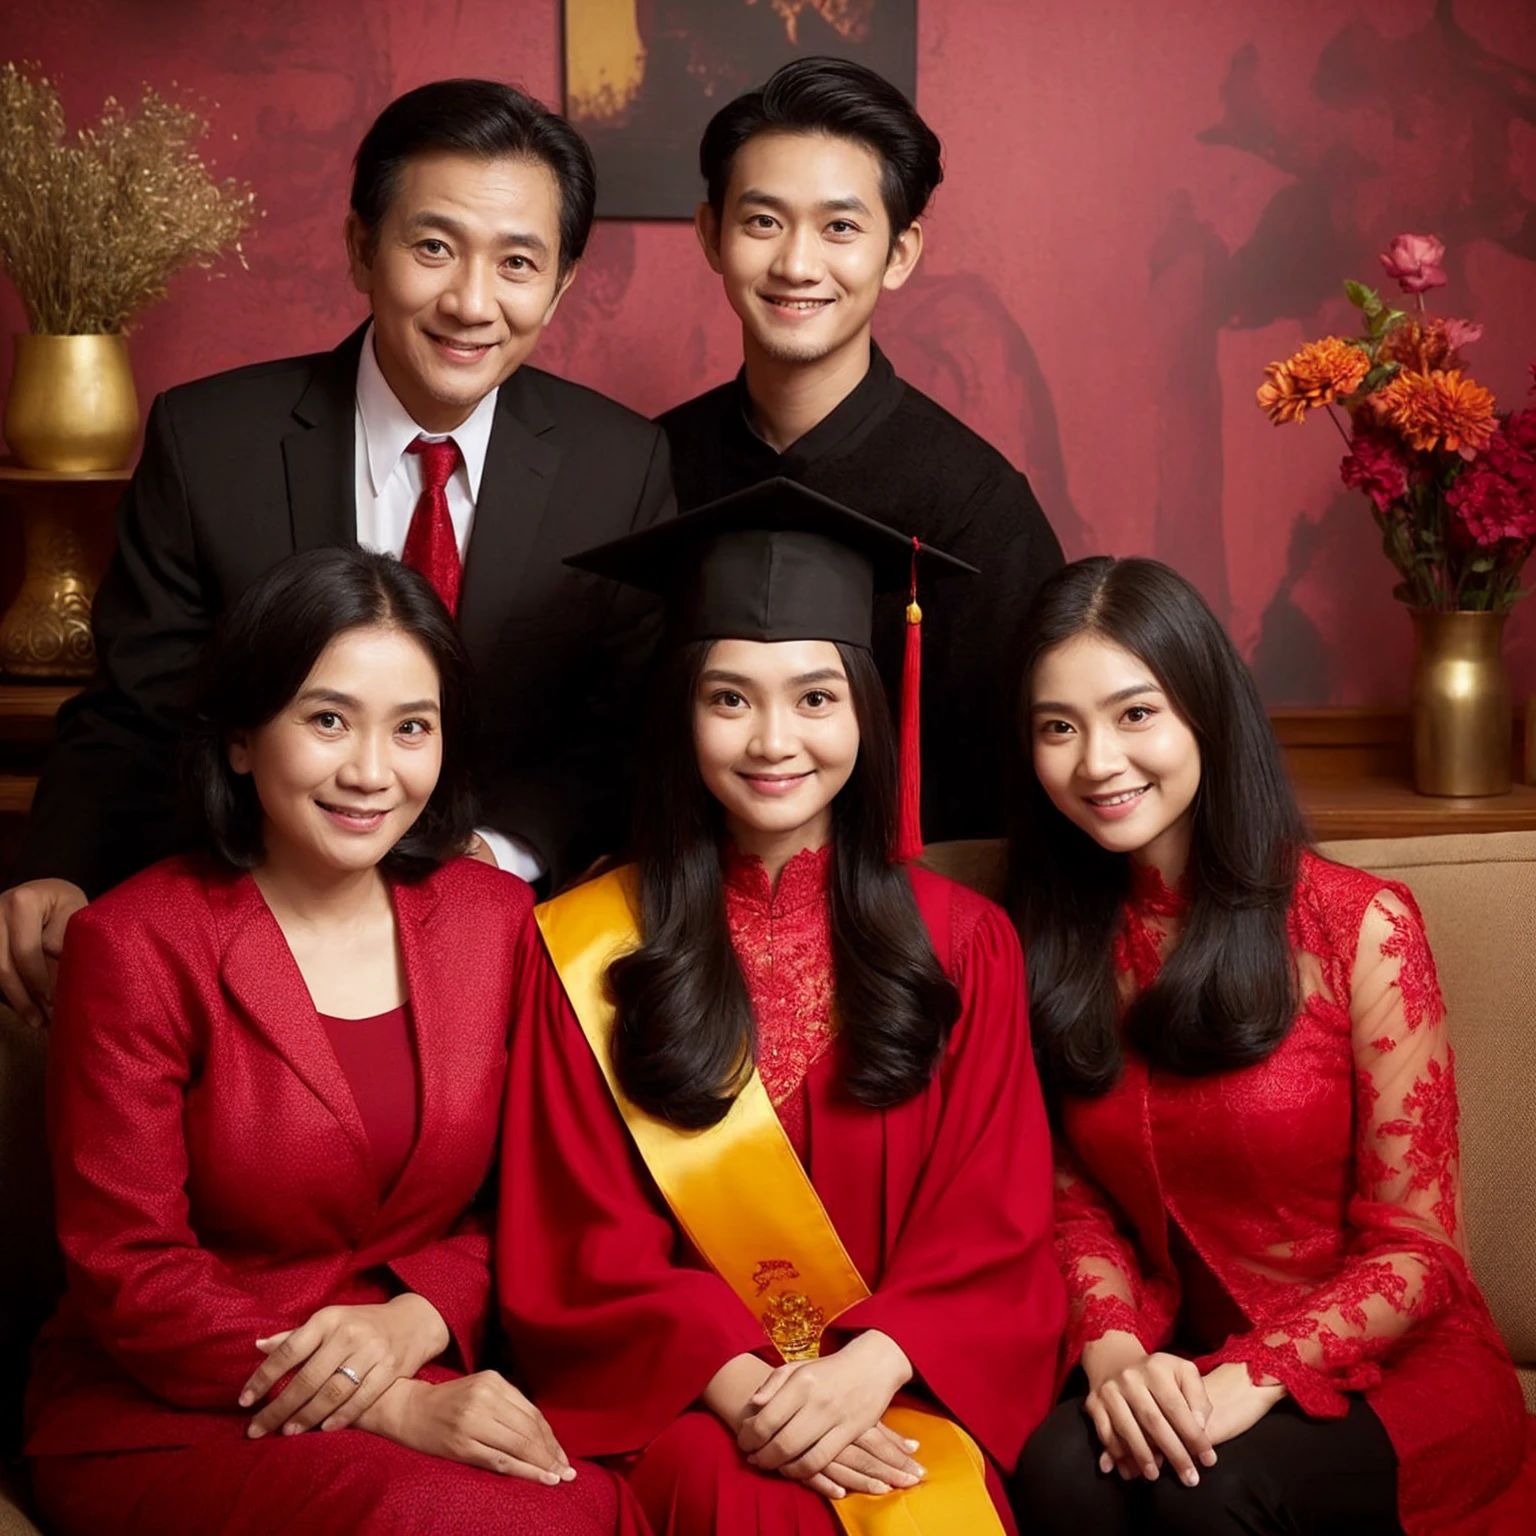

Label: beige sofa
[2,830,1532,1532]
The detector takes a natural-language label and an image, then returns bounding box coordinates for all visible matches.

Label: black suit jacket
[16,327,673,894]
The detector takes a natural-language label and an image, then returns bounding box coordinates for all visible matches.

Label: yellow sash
[535,868,1005,1536]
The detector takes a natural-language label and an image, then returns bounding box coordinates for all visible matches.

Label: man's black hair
[351,78,596,275]
[700,57,943,243]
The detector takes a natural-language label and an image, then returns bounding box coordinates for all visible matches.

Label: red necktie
[402,437,463,617]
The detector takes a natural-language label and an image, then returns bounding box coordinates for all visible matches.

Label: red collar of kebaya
[721,842,832,916]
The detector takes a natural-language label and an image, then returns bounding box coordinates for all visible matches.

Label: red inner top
[319,1004,418,1195]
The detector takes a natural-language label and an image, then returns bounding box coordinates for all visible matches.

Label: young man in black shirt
[659,58,1063,844]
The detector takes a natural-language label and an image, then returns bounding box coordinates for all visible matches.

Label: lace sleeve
[1199,887,1475,1416]
[1055,1137,1177,1369]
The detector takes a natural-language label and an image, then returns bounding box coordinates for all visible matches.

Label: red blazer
[26,853,532,1458]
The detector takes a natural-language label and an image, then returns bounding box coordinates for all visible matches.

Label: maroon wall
[4,0,1534,702]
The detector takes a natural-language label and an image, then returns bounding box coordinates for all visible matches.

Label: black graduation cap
[564,478,976,649]
[565,477,978,862]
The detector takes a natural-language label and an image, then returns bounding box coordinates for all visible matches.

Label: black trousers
[1010,1392,1404,1535]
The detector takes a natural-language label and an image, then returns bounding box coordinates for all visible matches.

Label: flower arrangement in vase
[1257,235,1535,796]
[0,62,256,470]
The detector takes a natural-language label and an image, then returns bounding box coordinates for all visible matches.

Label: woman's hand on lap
[239,1292,450,1436]
[1081,1331,1215,1486]
[360,1373,575,1483]
[702,1352,776,1434]
[1200,1361,1285,1447]
[810,1423,926,1499]
[737,1331,916,1496]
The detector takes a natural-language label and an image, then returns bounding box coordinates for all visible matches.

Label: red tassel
[895,537,924,863]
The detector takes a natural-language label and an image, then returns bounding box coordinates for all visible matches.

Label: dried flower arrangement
[1257,235,1534,614]
[0,62,256,335]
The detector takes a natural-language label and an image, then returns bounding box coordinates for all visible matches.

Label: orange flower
[1376,369,1498,458]
[1379,317,1481,374]
[1256,338,1370,423]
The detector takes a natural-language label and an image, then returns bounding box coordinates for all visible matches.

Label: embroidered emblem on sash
[762,1291,826,1360]
[752,1258,801,1296]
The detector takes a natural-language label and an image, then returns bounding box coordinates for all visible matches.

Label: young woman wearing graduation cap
[495,480,1065,1535]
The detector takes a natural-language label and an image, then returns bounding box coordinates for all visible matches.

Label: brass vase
[4,334,138,471]
[1410,610,1511,797]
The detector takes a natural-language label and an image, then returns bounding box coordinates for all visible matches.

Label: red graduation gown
[26,854,646,1536]
[497,849,1064,1534]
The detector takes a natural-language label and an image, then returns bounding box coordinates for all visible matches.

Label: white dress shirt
[352,325,543,883]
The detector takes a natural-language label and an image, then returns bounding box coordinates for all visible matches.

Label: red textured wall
[4,0,1534,704]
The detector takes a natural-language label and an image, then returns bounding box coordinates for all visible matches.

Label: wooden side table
[0,464,126,679]
[1272,707,1536,839]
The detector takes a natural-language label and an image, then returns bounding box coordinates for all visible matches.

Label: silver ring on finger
[333,1364,363,1387]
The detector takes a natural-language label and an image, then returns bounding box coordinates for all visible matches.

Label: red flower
[1505,407,1536,455]
[1379,233,1448,295]
[1341,429,1410,512]
[1447,409,1536,547]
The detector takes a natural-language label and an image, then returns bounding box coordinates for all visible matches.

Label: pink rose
[1442,318,1483,353]
[1379,233,1448,294]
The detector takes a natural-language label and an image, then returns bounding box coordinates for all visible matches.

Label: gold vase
[4,333,138,471]
[1410,610,1511,797]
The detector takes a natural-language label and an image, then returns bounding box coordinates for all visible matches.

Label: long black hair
[607,639,959,1129]
[1006,557,1306,1098]
[183,546,476,881]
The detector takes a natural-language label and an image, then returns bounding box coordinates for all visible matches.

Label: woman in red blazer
[25,547,647,1536]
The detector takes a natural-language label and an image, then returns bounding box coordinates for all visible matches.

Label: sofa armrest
[0,1464,45,1536]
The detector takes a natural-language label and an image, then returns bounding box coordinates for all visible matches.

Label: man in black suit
[0,79,671,1026]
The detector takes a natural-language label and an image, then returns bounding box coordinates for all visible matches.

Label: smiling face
[692,637,861,860]
[347,150,573,434]
[697,130,921,374]
[228,624,443,882]
[1029,633,1202,881]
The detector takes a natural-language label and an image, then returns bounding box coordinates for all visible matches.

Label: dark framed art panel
[564,0,918,219]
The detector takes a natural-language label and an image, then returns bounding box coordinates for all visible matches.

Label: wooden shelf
[1301,778,1536,841]
[1275,704,1533,840]
[0,776,35,816]
[0,684,77,716]
[0,685,78,743]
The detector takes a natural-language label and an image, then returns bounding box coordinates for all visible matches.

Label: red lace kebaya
[1054,850,1526,1536]
[722,843,836,1151]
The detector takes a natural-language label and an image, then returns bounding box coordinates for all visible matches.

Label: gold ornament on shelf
[0,467,124,679]
[1409,611,1512,797]
[0,61,256,471]
[5,335,137,472]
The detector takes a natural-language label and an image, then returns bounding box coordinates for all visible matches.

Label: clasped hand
[735,1330,925,1502]
[362,1372,575,1485]
[1081,1331,1284,1488]
[239,1293,450,1437]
